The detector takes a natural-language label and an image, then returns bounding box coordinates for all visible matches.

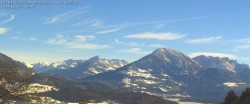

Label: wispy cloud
[96,16,210,34]
[72,19,103,27]
[0,28,9,35]
[118,48,152,55]
[236,45,250,50]
[154,24,165,29]
[189,52,237,59]
[1,14,15,25]
[115,39,143,47]
[10,36,37,41]
[43,7,88,24]
[45,34,110,50]
[126,16,211,27]
[96,27,122,34]
[115,39,164,48]
[186,36,222,44]
[148,44,164,48]
[234,38,250,50]
[125,32,185,40]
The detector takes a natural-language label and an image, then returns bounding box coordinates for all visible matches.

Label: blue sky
[0,0,250,64]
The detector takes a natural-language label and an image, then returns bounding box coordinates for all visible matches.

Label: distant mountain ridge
[30,59,85,73]
[31,56,128,80]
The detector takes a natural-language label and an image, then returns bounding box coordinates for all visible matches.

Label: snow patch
[25,83,59,93]
[223,82,245,87]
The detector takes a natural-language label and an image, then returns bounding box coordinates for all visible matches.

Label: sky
[0,0,250,64]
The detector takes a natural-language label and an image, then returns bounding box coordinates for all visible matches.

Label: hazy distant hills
[85,48,250,103]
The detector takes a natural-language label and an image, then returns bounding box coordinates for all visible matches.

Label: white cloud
[148,44,164,48]
[186,36,222,44]
[72,19,103,27]
[115,39,143,47]
[43,7,88,24]
[125,32,185,40]
[189,52,237,59]
[154,24,165,29]
[45,34,110,50]
[1,14,15,24]
[234,38,250,50]
[127,16,211,27]
[118,48,152,55]
[0,28,9,35]
[11,36,37,41]
[96,27,122,34]
[45,34,67,45]
[74,35,95,42]
[66,43,110,49]
[235,44,250,50]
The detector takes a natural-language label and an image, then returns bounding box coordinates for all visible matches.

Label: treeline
[223,87,250,104]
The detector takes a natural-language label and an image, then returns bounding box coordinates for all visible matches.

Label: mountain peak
[88,56,101,62]
[151,48,186,59]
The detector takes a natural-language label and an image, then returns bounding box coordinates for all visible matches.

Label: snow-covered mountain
[193,55,249,73]
[86,48,250,103]
[31,56,128,80]
[31,59,85,73]
[194,55,250,88]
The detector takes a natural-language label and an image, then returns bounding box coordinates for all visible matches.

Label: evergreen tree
[239,87,250,104]
[223,90,239,104]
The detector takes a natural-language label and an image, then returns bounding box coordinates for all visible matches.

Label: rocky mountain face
[85,48,250,103]
[0,53,34,76]
[31,56,128,80]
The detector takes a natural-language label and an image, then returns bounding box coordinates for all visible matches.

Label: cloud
[186,36,222,44]
[126,16,211,27]
[118,48,152,55]
[125,32,185,40]
[11,36,37,41]
[72,19,103,27]
[189,52,237,59]
[115,39,163,48]
[148,44,164,48]
[234,38,250,50]
[45,34,110,50]
[154,24,165,29]
[0,28,9,35]
[115,39,144,47]
[96,27,122,34]
[0,13,15,25]
[74,35,95,42]
[235,44,250,50]
[43,7,88,24]
[1,14,15,24]
[45,34,67,45]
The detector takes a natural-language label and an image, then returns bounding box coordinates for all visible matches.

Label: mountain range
[84,48,250,103]
[30,56,128,80]
[2,48,250,103]
[0,52,177,104]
